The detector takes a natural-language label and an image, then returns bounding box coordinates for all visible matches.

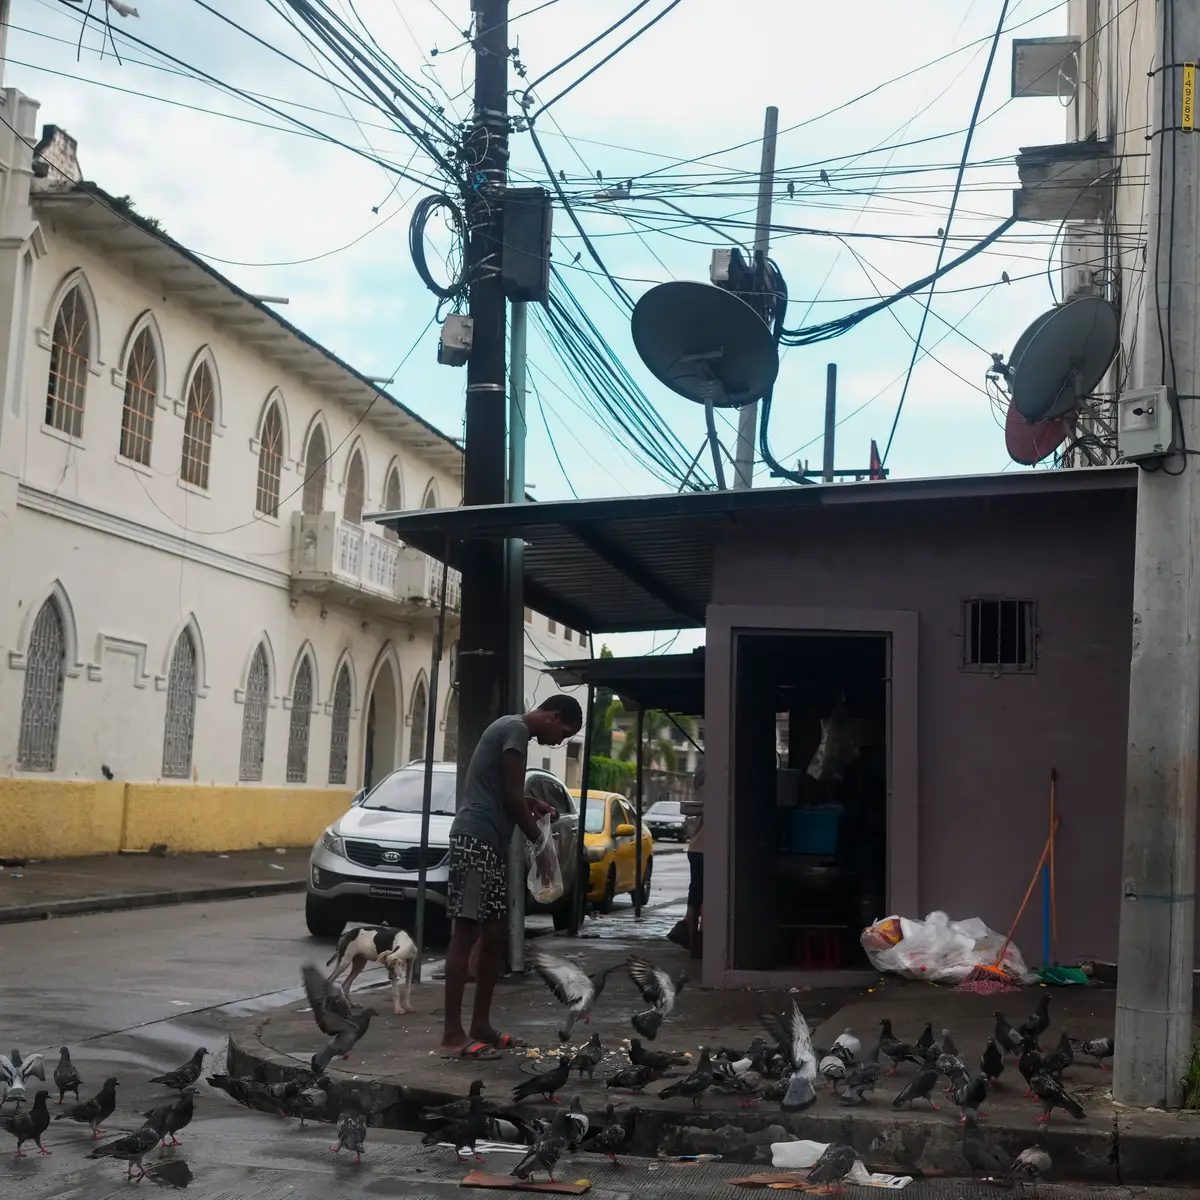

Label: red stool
[793,927,843,969]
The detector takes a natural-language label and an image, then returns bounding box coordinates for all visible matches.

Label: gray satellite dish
[1010,296,1119,422]
[631,281,780,408]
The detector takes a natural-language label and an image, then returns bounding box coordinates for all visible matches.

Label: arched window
[239,643,270,781]
[45,285,90,437]
[343,449,365,524]
[161,629,197,778]
[180,362,215,490]
[443,689,459,762]
[17,598,67,771]
[422,483,438,509]
[409,676,428,762]
[328,663,352,786]
[287,657,314,784]
[382,467,403,542]
[120,327,158,466]
[255,403,284,516]
[302,425,328,515]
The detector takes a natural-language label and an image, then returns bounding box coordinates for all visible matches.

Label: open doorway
[731,631,888,972]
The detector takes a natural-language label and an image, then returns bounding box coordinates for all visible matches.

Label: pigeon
[531,951,615,1042]
[1002,271,1011,284]
[425,1080,488,1161]
[52,1048,81,1106]
[148,1047,207,1092]
[831,1030,861,1062]
[0,1050,46,1106]
[513,1055,571,1104]
[1042,1031,1074,1077]
[206,1072,276,1111]
[1019,1040,1046,1097]
[787,180,796,197]
[713,1064,762,1104]
[627,957,685,1041]
[808,1141,855,1187]
[838,1050,882,1105]
[303,964,375,1073]
[628,1039,689,1072]
[891,1066,941,1110]
[53,1075,118,1139]
[962,1113,1012,1179]
[819,169,831,188]
[144,1089,195,1147]
[915,1023,935,1053]
[762,1000,817,1083]
[994,1012,1024,1059]
[940,1028,960,1058]
[578,1102,626,1163]
[1075,1036,1114,1069]
[981,1039,1005,1087]
[88,1106,169,1180]
[5,1090,50,1156]
[564,1096,589,1148]
[957,1073,989,1122]
[1031,1071,1085,1122]
[333,1099,368,1164]
[819,1053,848,1087]
[936,1047,968,1092]
[286,1075,335,1127]
[1007,1144,1052,1186]
[1019,995,1052,1046]
[658,1047,713,1108]
[512,1109,568,1182]
[878,1019,923,1074]
[607,1064,663,1092]
[571,1033,604,1079]
[781,1070,818,1112]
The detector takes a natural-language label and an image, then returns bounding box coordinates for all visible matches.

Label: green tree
[611,700,697,772]
[590,643,615,757]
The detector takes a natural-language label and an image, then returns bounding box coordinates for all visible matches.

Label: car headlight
[585,844,608,863]
[320,827,346,858]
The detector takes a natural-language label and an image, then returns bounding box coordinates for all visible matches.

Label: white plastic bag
[525,814,563,905]
[806,702,858,782]
[860,910,1034,984]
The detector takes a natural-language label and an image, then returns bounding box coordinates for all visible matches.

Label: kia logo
[382,851,400,864]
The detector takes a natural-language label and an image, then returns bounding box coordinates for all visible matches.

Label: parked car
[643,798,688,842]
[306,761,580,937]
[568,789,654,912]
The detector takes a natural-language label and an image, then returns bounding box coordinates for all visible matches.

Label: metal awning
[545,652,706,715]
[372,466,1137,634]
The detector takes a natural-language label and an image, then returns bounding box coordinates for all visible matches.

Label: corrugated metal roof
[545,652,706,714]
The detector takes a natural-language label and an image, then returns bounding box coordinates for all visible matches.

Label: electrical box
[437,314,473,367]
[710,248,734,284]
[1061,223,1104,301]
[1118,386,1174,461]
[501,187,552,305]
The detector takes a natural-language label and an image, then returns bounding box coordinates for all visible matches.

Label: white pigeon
[832,1029,861,1061]
[763,1000,817,1082]
[0,1051,46,1106]
[819,1053,848,1086]
[564,1096,589,1147]
[530,951,615,1042]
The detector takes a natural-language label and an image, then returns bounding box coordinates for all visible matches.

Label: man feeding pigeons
[441,695,584,1057]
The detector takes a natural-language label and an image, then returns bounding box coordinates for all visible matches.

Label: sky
[4,0,1075,656]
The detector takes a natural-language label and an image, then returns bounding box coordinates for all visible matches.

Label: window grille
[17,599,66,771]
[286,657,313,783]
[962,598,1037,673]
[120,327,157,465]
[328,664,352,785]
[161,630,197,778]
[239,644,270,781]
[181,363,214,489]
[45,286,89,437]
[255,405,283,515]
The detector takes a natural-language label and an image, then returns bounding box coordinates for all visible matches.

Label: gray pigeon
[781,1071,818,1112]
[53,1048,81,1106]
[957,1073,989,1122]
[53,1075,118,1139]
[148,1047,207,1092]
[1007,1144,1052,1185]
[531,951,615,1042]
[808,1141,856,1186]
[962,1113,1012,1179]
[333,1098,368,1164]
[303,965,375,1073]
[144,1089,195,1146]
[891,1066,941,1110]
[512,1109,568,1182]
[88,1106,169,1180]
[577,1102,626,1163]
[4,1090,50,1156]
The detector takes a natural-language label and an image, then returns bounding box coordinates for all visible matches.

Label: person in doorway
[441,694,584,1056]
[681,767,705,959]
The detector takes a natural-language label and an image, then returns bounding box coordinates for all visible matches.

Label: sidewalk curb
[0,878,306,926]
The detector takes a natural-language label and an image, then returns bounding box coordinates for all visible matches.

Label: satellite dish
[1010,296,1119,421]
[1005,402,1070,466]
[1006,308,1056,377]
[631,281,779,408]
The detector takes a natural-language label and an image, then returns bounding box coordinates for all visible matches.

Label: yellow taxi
[568,788,655,912]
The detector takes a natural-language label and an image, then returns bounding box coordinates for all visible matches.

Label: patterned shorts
[447,832,507,922]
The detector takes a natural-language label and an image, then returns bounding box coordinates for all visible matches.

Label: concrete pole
[633,707,645,920]
[733,105,778,490]
[1114,0,1200,1110]
[822,364,837,482]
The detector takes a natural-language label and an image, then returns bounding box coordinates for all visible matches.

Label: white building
[0,96,584,858]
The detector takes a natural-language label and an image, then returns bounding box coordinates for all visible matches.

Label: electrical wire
[409,192,467,299]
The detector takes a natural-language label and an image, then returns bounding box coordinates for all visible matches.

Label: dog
[325,926,418,1015]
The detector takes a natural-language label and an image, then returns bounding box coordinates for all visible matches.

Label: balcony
[290,512,462,621]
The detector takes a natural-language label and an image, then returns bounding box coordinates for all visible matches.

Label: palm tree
[609,700,697,772]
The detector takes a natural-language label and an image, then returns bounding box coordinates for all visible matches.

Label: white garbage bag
[525,814,564,905]
[860,910,1034,984]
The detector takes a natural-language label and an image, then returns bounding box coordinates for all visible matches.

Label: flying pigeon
[993,1012,1024,1059]
[1075,1036,1114,1069]
[148,1047,207,1092]
[891,1066,941,1110]
[54,1075,118,1139]
[1007,1144,1052,1186]
[0,1050,46,1106]
[88,1106,169,1180]
[571,1033,604,1079]
[52,1048,81,1106]
[531,950,614,1041]
[627,957,685,1041]
[628,1039,688,1072]
[981,1039,1005,1087]
[808,1141,855,1187]
[1031,1070,1085,1122]
[513,1055,571,1104]
[578,1102,626,1163]
[5,1090,50,1156]
[303,964,375,1073]
[606,1063,663,1093]
[332,1098,368,1164]
[144,1089,195,1147]
[762,1000,817,1083]
[1019,995,1052,1046]
[962,1113,1012,1179]
[877,1019,923,1074]
[658,1047,713,1108]
[512,1109,569,1182]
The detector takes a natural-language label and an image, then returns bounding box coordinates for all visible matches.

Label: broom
[955,815,1061,994]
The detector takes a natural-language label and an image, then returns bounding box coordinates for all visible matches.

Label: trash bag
[806,702,858,782]
[860,910,1034,985]
[525,814,564,905]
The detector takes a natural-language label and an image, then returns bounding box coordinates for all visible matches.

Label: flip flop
[455,1041,503,1061]
[490,1033,525,1050]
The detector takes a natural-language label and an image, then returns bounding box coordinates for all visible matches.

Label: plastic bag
[806,702,858,782]
[860,910,1034,985]
[525,814,563,905]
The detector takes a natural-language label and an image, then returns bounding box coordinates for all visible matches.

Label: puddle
[148,1159,194,1188]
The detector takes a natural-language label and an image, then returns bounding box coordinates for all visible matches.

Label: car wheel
[636,859,653,907]
[305,894,345,939]
[597,867,617,914]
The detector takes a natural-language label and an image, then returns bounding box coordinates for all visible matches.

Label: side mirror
[615,823,636,838]
[350,789,366,808]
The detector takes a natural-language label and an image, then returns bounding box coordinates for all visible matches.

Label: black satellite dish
[631,281,780,408]
[1010,296,1119,422]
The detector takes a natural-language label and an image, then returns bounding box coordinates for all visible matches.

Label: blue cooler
[787,805,843,856]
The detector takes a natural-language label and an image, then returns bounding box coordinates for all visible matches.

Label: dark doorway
[731,631,888,971]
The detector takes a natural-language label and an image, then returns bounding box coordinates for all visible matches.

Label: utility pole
[456,0,512,793]
[822,363,837,483]
[733,105,778,490]
[1114,0,1200,1110]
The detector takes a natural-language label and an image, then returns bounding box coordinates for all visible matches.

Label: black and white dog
[325,926,418,1015]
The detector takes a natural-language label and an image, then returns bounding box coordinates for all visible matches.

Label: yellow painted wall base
[0,779,353,858]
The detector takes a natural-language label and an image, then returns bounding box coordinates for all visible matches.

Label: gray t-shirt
[451,714,531,852]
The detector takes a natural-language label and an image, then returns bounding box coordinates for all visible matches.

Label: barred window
[328,664,352,786]
[45,286,89,438]
[17,598,66,771]
[120,327,158,466]
[181,362,214,489]
[409,677,428,762]
[443,689,458,761]
[963,598,1037,673]
[382,468,403,542]
[302,425,328,515]
[255,404,284,516]
[239,644,270,781]
[343,450,365,524]
[286,657,314,784]
[161,630,197,778]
